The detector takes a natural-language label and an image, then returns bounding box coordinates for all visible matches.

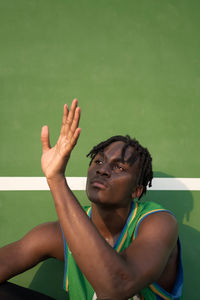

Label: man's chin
[88,195,103,204]
[86,189,116,208]
[86,187,105,203]
[88,195,108,206]
[88,196,118,210]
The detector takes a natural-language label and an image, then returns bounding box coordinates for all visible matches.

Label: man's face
[86,141,141,208]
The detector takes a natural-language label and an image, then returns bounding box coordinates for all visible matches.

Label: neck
[91,202,133,245]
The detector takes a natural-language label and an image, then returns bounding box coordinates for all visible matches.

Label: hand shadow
[142,171,200,300]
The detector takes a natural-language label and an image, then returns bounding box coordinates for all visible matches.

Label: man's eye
[95,160,103,165]
[113,164,125,171]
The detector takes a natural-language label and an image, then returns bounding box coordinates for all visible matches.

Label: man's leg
[0,282,55,300]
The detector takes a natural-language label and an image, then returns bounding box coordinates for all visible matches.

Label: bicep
[0,221,64,282]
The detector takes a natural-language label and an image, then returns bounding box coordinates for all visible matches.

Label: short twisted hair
[86,135,153,200]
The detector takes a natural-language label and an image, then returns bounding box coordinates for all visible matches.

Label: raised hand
[41,99,81,180]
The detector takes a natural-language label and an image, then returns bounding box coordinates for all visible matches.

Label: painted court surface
[0,1,200,299]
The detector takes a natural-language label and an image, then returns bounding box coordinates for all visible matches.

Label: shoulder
[135,200,178,245]
[136,211,178,244]
[134,201,177,239]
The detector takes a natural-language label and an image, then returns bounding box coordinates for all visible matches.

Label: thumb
[41,125,51,153]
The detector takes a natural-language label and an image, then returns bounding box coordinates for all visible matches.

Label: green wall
[0,1,199,299]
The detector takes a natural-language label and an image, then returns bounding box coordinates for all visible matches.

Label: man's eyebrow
[96,149,132,164]
[97,151,129,164]
[96,151,104,157]
[93,151,104,160]
[112,158,130,165]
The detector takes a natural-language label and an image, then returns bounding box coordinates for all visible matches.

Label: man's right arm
[0,221,64,283]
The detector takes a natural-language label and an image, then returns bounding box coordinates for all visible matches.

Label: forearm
[0,258,13,283]
[0,243,33,283]
[47,177,137,298]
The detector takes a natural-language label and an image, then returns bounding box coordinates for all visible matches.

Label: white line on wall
[0,177,199,191]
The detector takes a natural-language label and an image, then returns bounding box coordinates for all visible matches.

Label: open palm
[41,99,81,180]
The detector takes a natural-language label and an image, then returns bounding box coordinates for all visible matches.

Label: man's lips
[90,178,108,189]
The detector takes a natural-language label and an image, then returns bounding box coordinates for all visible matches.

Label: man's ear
[132,185,143,199]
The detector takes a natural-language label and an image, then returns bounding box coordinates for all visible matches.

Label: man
[0,99,183,299]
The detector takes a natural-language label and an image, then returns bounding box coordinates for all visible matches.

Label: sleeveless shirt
[62,201,183,300]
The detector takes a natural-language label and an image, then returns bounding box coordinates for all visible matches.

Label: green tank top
[62,201,183,300]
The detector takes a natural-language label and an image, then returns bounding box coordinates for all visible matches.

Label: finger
[60,104,69,136]
[41,125,51,153]
[68,106,81,139]
[63,98,78,134]
[70,127,81,148]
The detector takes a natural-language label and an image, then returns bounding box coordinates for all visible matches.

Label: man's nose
[96,164,111,177]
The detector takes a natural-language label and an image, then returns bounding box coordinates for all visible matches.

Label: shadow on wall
[29,172,199,300]
[143,172,199,300]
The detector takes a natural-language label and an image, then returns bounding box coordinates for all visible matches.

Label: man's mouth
[90,178,108,189]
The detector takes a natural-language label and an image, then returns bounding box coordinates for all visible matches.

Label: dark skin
[0,99,178,299]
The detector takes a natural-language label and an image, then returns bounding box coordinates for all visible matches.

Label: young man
[0,99,183,299]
